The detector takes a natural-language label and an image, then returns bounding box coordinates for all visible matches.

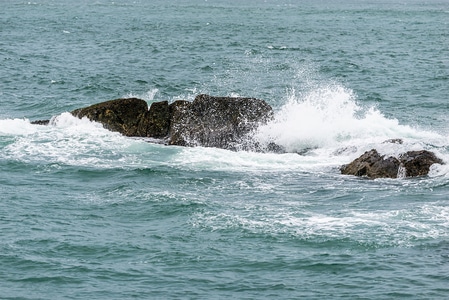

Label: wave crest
[253,84,442,155]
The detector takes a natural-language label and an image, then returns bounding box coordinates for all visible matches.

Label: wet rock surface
[341,149,444,179]
[137,100,171,138]
[71,98,149,137]
[32,94,274,150]
[167,94,273,149]
[399,150,444,177]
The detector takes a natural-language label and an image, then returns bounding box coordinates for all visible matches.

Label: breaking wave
[253,83,447,162]
[0,84,448,175]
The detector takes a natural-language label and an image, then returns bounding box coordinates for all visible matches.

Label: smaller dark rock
[31,119,50,125]
[340,149,400,179]
[341,149,444,179]
[399,150,444,177]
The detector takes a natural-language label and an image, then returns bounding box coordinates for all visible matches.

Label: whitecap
[0,118,37,136]
[252,83,448,168]
[1,113,141,168]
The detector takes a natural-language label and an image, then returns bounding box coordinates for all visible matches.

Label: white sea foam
[192,203,449,247]
[170,145,345,174]
[1,113,143,167]
[0,118,38,136]
[253,83,447,163]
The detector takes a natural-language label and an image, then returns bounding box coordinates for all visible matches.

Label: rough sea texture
[1,0,449,299]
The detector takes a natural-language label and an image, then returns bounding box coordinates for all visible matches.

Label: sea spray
[253,84,360,152]
[253,83,445,160]
[124,88,160,103]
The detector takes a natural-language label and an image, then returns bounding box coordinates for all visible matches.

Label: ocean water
[1,0,449,299]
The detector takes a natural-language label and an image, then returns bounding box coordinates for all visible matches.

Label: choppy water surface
[1,0,449,299]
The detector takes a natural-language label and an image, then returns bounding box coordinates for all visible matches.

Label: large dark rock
[341,149,444,179]
[167,94,273,149]
[65,94,273,150]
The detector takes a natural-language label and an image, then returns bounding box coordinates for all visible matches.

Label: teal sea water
[1,0,449,298]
